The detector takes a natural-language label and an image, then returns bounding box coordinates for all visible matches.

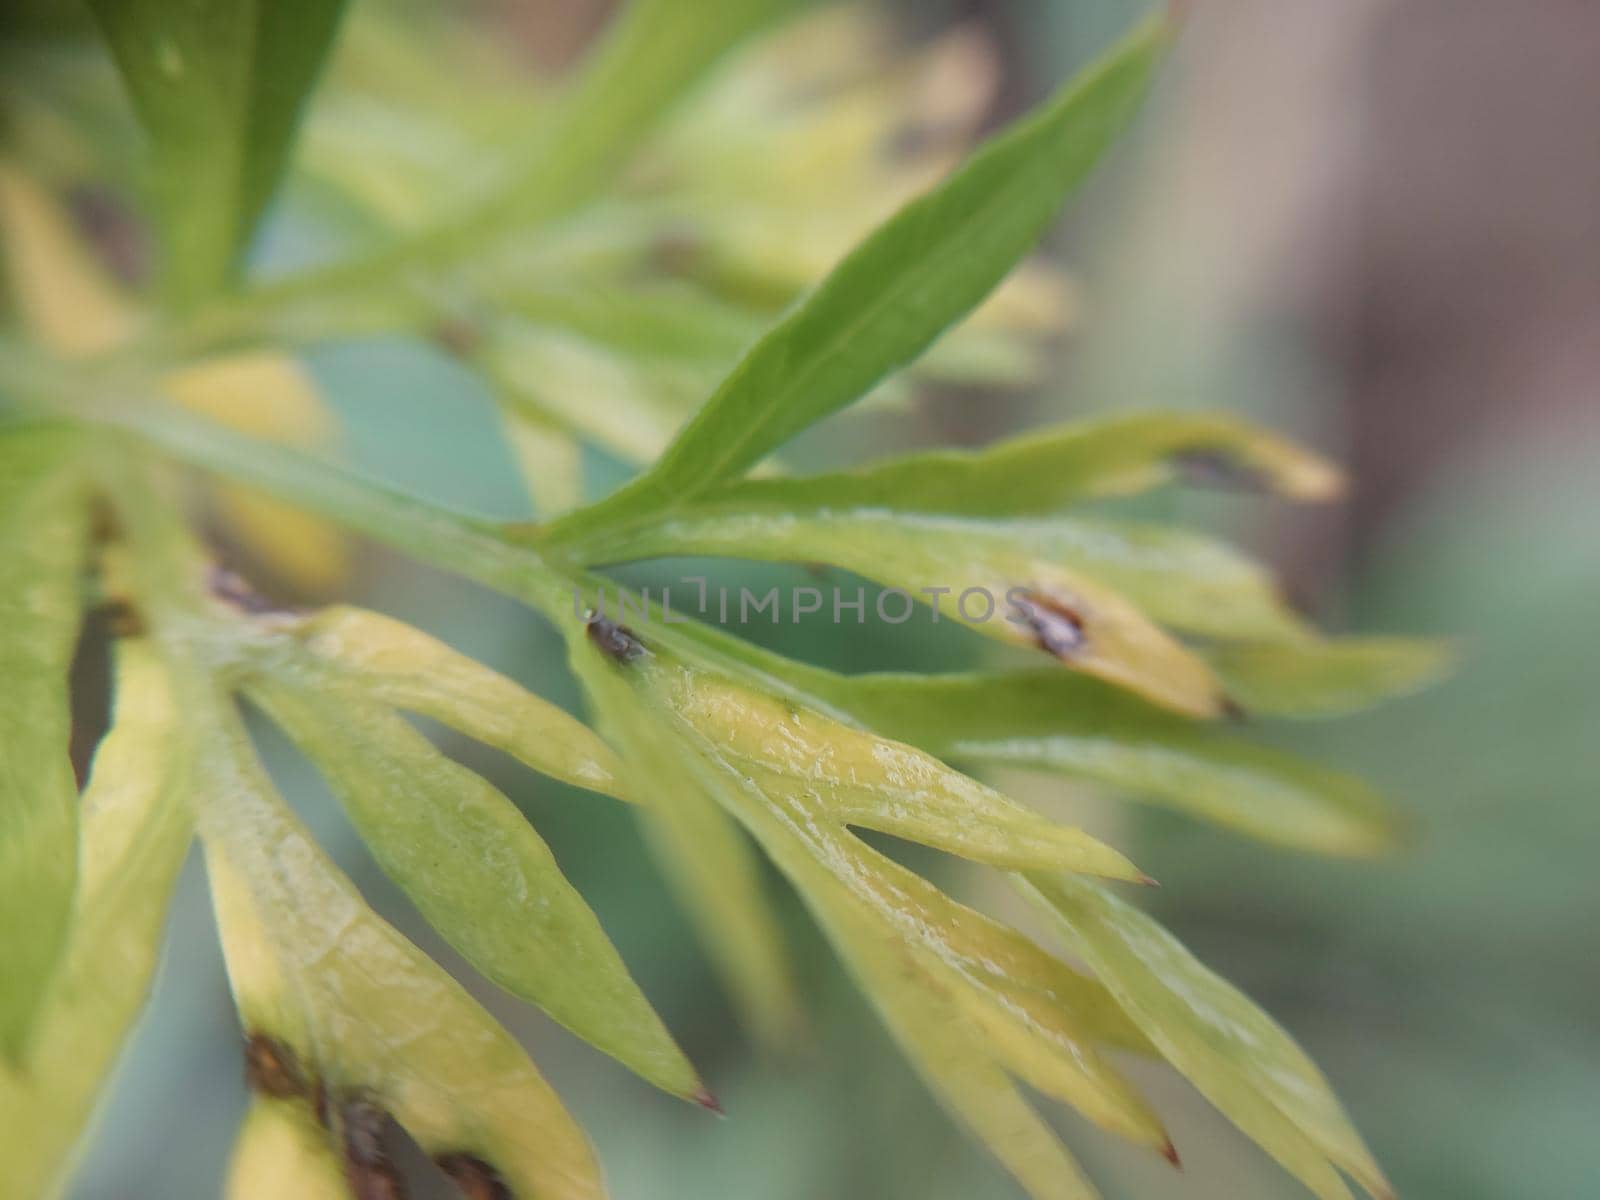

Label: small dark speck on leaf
[340,1098,408,1200]
[101,597,146,639]
[1162,1139,1183,1168]
[437,1153,513,1200]
[585,610,645,663]
[432,317,482,359]
[1011,590,1089,661]
[243,1032,305,1099]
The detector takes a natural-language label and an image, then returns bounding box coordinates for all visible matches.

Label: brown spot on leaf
[90,496,123,545]
[1162,1139,1183,1168]
[340,1098,408,1200]
[101,597,146,639]
[243,1033,305,1099]
[437,1153,513,1200]
[67,183,149,286]
[1010,590,1089,661]
[432,317,482,359]
[584,610,645,663]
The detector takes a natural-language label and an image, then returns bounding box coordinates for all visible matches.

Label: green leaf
[282,605,630,801]
[249,675,703,1103]
[575,508,1229,716]
[0,641,193,1199]
[626,623,1396,857]
[200,709,605,1200]
[475,0,805,233]
[581,507,1308,644]
[590,643,1177,1198]
[570,639,805,1048]
[1021,873,1393,1200]
[86,0,348,301]
[1206,636,1456,718]
[0,425,88,1057]
[699,410,1345,517]
[659,658,1147,880]
[789,666,1397,856]
[550,15,1171,541]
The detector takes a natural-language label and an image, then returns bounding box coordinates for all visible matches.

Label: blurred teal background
[63,1,1600,1197]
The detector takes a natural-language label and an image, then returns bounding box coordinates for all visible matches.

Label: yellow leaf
[0,163,134,355]
[164,353,348,592]
[225,1101,347,1200]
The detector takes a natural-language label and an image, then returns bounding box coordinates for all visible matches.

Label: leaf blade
[1206,636,1456,718]
[805,667,1397,856]
[0,425,88,1057]
[1021,872,1391,1200]
[251,676,701,1102]
[700,410,1345,517]
[570,640,805,1048]
[86,0,348,300]
[551,15,1171,539]
[285,604,630,801]
[200,712,605,1200]
[0,641,193,1198]
[575,508,1226,716]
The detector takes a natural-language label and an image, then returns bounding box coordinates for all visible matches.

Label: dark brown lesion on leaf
[100,596,147,638]
[340,1096,409,1200]
[1170,447,1273,493]
[431,316,483,360]
[243,1032,307,1099]
[1010,589,1089,660]
[584,609,645,663]
[242,1037,413,1197]
[437,1152,514,1200]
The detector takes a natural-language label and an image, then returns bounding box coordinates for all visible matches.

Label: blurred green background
[59,1,1600,1197]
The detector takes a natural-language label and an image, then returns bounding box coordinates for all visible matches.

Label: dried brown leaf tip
[585,610,646,663]
[340,1098,408,1200]
[1010,589,1088,660]
[437,1152,513,1200]
[242,1032,305,1100]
